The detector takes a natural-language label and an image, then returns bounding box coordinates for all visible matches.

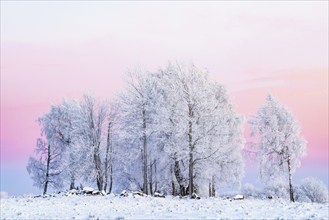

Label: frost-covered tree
[153,67,189,196]
[249,94,307,202]
[57,99,84,190]
[77,95,109,191]
[27,138,63,194]
[27,104,71,194]
[156,62,244,197]
[116,70,161,194]
[196,82,244,197]
[103,104,119,193]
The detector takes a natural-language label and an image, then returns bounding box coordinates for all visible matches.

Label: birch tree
[103,104,119,193]
[249,94,307,202]
[157,62,244,197]
[27,104,70,194]
[58,99,84,190]
[77,94,109,191]
[197,82,244,197]
[116,70,160,194]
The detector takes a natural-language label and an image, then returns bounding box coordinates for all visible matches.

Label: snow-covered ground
[1,194,328,219]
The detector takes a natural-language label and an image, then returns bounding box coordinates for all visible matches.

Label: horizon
[1,1,328,196]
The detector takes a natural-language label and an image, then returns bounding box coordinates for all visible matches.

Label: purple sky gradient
[1,1,328,195]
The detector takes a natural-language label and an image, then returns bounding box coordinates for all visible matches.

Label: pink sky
[1,1,328,194]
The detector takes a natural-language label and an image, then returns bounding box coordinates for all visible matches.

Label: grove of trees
[27,63,244,197]
[27,62,321,202]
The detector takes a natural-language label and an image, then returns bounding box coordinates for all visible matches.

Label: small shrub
[242,183,256,198]
[264,180,289,199]
[295,178,328,203]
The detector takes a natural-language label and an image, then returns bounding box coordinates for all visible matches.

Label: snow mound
[92,190,100,195]
[154,192,165,198]
[83,187,94,194]
[233,194,244,200]
[132,191,146,197]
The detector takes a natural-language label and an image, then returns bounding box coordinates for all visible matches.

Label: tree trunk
[142,107,148,195]
[104,122,112,192]
[209,180,212,197]
[43,144,51,195]
[287,157,295,202]
[109,149,113,194]
[211,175,216,197]
[149,161,153,195]
[172,181,176,196]
[89,108,103,191]
[109,122,114,194]
[94,145,103,191]
[70,174,75,190]
[171,165,176,196]
[174,159,186,196]
[154,159,157,193]
[188,105,194,198]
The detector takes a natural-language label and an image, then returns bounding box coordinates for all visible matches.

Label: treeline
[27,62,307,201]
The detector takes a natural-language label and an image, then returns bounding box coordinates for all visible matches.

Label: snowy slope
[1,194,328,219]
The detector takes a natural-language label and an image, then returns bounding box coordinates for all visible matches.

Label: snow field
[1,195,328,220]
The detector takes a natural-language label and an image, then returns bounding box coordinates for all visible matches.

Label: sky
[1,1,328,196]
